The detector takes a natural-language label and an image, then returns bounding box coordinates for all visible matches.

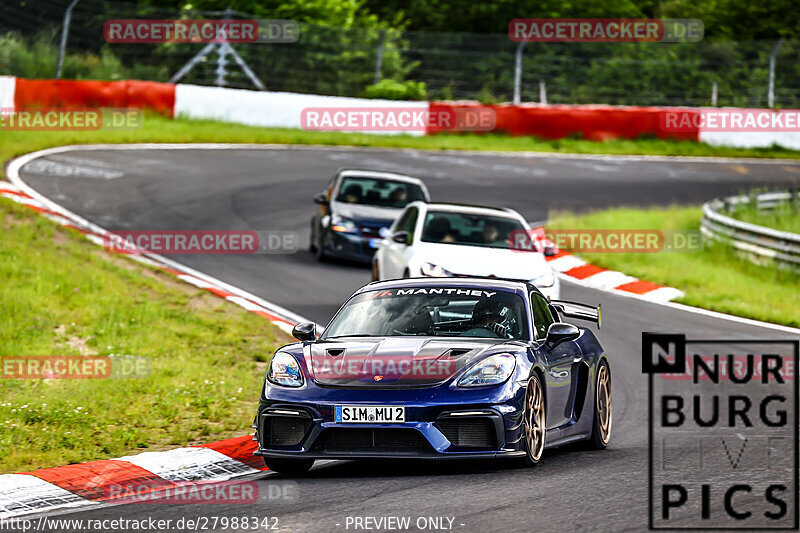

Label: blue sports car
[253,277,611,474]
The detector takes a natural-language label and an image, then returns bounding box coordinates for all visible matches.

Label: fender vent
[326,348,345,357]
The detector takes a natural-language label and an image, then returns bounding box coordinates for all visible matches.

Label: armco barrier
[13,78,175,116]
[701,190,800,271]
[427,102,700,141]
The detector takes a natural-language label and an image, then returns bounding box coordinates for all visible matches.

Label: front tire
[263,457,315,476]
[315,233,328,262]
[587,361,612,449]
[309,221,318,252]
[522,372,546,467]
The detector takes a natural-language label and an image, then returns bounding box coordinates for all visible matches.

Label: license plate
[334,405,405,423]
[368,238,382,249]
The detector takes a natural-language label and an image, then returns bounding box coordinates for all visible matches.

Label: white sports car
[372,202,560,300]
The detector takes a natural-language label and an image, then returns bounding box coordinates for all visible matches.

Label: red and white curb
[544,248,684,302]
[0,436,266,518]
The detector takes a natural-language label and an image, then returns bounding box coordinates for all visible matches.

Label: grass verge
[548,206,800,328]
[729,198,800,234]
[0,196,292,473]
[0,114,798,172]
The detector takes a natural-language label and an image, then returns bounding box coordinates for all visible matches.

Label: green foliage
[0,32,167,81]
[730,198,800,234]
[362,0,800,39]
[363,79,427,100]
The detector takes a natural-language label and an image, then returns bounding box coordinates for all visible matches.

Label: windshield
[322,288,528,340]
[420,211,526,249]
[335,177,426,208]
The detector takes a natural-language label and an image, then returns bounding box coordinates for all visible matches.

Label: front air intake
[437,416,497,448]
[260,410,312,447]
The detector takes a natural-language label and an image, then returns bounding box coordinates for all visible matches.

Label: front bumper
[254,380,527,460]
[321,231,382,262]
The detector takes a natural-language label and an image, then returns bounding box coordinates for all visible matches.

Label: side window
[393,208,412,233]
[530,293,555,339]
[326,175,337,200]
[394,207,418,240]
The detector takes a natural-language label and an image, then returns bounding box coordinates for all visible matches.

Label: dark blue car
[253,277,611,474]
[310,169,430,263]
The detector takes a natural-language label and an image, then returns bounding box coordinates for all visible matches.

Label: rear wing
[549,300,602,329]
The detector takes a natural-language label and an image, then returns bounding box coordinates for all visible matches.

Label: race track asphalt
[15,145,800,532]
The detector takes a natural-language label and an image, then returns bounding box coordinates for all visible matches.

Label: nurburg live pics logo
[642,332,799,530]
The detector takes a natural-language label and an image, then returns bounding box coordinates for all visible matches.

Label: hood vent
[444,348,472,358]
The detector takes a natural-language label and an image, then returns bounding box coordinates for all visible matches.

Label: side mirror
[292,322,317,342]
[545,322,580,348]
[312,193,327,205]
[543,245,558,257]
[391,231,410,245]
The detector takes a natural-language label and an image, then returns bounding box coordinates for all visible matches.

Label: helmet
[472,298,514,338]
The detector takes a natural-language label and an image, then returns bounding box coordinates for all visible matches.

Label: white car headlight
[531,271,555,288]
[267,352,304,387]
[330,215,358,233]
[420,262,454,277]
[457,354,516,387]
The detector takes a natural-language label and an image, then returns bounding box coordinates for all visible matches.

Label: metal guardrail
[701,189,800,271]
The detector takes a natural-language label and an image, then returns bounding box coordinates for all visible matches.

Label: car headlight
[330,215,358,233]
[267,352,304,387]
[457,354,516,387]
[531,271,555,288]
[420,262,454,277]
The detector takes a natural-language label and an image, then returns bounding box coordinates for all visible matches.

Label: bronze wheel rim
[597,365,612,444]
[525,374,546,461]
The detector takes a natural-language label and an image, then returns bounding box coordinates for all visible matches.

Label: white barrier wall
[698,108,800,151]
[174,84,429,136]
[700,131,800,151]
[0,76,16,109]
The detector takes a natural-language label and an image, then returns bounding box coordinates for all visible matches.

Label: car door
[530,292,580,429]
[382,206,418,278]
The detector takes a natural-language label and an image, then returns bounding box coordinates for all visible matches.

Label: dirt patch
[54,324,97,355]
[187,292,226,311]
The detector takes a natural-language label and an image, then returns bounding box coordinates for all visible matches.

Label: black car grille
[261,416,311,447]
[314,428,431,453]
[437,417,497,448]
[359,226,383,238]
